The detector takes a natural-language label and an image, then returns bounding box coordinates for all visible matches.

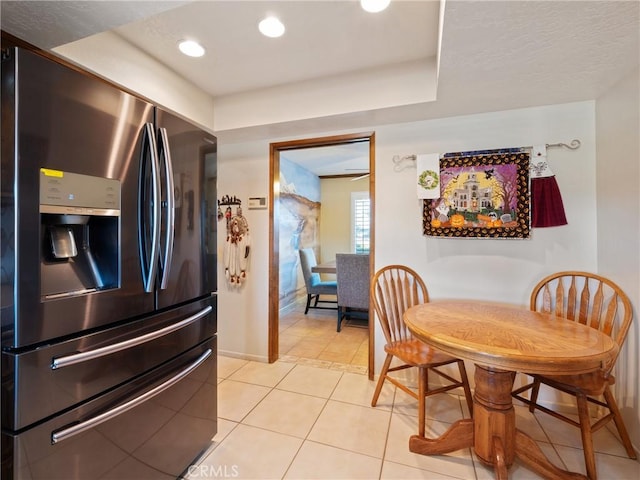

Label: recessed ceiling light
[360,0,391,13]
[259,16,285,38]
[178,40,205,57]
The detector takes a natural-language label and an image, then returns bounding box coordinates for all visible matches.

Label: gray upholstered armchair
[298,248,337,314]
[335,253,370,332]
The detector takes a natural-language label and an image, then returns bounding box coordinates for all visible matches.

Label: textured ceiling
[433,1,640,118]
[0,1,191,49]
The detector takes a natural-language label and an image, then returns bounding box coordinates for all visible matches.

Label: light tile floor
[278,298,368,372]
[184,355,639,480]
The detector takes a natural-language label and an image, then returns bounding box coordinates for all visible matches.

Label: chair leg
[425,367,429,391]
[603,386,637,459]
[304,294,312,314]
[337,307,343,332]
[418,366,427,437]
[457,360,474,417]
[528,378,541,413]
[313,295,320,307]
[371,354,393,407]
[576,393,597,480]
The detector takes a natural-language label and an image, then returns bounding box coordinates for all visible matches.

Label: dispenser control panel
[40,169,121,215]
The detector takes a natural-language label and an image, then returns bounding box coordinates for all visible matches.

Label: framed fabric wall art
[423,151,530,239]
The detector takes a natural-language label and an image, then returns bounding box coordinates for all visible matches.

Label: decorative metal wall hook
[218,194,242,206]
[218,194,242,229]
[546,139,581,150]
[392,154,417,172]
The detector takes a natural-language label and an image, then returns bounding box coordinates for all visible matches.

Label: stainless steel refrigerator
[1,46,218,479]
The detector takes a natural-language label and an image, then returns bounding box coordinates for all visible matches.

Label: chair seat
[310,280,337,295]
[385,339,458,367]
[530,371,614,397]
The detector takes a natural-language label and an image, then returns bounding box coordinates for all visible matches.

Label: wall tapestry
[423,151,530,239]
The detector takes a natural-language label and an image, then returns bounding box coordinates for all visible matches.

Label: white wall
[216,152,270,361]
[595,67,640,451]
[373,102,597,305]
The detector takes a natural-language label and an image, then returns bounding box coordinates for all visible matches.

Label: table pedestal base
[409,366,587,480]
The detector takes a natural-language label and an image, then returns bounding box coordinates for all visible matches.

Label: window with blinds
[351,192,370,254]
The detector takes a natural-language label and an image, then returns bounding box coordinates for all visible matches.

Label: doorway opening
[268,132,375,379]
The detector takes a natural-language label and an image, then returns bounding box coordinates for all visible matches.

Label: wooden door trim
[268,132,376,379]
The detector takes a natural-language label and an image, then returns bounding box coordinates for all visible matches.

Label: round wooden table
[403,300,618,480]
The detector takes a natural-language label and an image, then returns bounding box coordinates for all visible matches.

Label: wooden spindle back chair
[370,265,473,436]
[512,271,636,479]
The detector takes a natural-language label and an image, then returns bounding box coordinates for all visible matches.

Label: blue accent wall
[280,157,320,202]
[279,158,321,306]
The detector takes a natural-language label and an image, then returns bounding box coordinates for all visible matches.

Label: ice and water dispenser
[40,169,120,299]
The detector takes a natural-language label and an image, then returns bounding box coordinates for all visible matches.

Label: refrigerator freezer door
[155,109,217,309]
[1,48,155,348]
[2,296,216,431]
[2,337,217,479]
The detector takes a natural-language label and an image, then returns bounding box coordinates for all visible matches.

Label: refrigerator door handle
[51,305,213,369]
[51,348,212,444]
[139,122,161,293]
[157,127,176,289]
